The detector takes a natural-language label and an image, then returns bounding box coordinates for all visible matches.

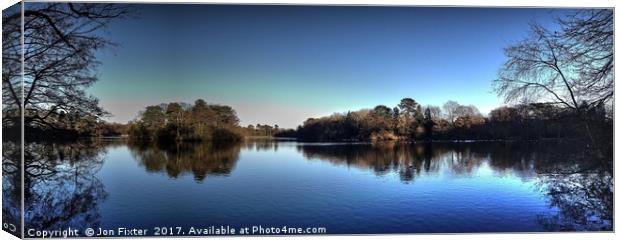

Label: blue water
[13,140,613,235]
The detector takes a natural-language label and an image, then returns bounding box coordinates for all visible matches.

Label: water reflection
[127,141,241,182]
[296,141,613,231]
[536,170,613,231]
[2,141,22,236]
[298,142,437,182]
[3,139,613,233]
[297,142,604,179]
[19,141,108,231]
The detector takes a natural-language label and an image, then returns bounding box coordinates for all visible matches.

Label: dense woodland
[98,99,292,143]
[289,98,611,142]
[125,99,245,142]
[1,4,613,163]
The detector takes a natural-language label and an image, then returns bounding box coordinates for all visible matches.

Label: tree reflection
[484,141,612,231]
[2,141,109,231]
[127,141,241,182]
[2,141,22,236]
[297,140,613,231]
[242,138,282,152]
[297,142,459,183]
[2,138,612,232]
[297,142,485,181]
[536,168,613,231]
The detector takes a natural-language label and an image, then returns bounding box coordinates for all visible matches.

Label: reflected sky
[3,140,613,234]
[8,139,610,234]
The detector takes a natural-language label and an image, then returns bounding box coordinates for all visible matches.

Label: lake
[2,139,613,236]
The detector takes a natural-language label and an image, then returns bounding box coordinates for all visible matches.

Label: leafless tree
[494,9,613,154]
[494,9,613,116]
[424,105,442,120]
[560,10,613,115]
[442,100,460,123]
[2,3,23,127]
[455,104,481,118]
[2,3,132,130]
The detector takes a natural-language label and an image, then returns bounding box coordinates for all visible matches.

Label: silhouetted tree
[423,107,433,140]
[2,3,132,137]
[494,9,613,155]
[425,105,442,120]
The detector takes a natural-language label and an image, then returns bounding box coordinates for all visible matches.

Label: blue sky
[89,4,568,128]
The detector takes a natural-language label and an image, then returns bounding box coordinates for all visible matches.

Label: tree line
[112,102,297,142]
[285,9,613,161]
[2,4,612,162]
[125,99,245,143]
[287,98,610,146]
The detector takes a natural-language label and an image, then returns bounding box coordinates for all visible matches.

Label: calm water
[2,139,613,236]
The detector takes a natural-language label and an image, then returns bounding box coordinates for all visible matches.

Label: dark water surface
[3,139,613,235]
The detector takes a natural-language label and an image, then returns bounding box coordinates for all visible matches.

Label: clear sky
[90,4,569,128]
